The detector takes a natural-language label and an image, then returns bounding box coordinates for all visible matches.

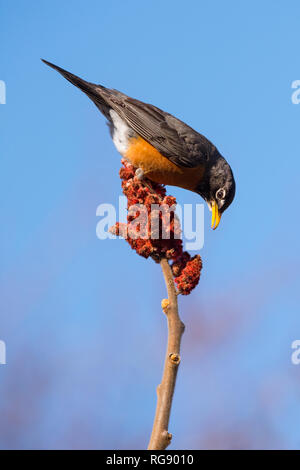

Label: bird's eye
[216,188,226,200]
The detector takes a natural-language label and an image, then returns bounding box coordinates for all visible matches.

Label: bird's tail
[41,59,111,118]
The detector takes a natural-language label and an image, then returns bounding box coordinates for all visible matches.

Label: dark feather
[42,60,217,168]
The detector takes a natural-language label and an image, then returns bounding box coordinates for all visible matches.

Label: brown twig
[148,257,185,450]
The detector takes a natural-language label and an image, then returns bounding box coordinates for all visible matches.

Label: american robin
[42,60,235,229]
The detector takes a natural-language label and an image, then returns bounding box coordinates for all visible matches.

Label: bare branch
[148,257,185,450]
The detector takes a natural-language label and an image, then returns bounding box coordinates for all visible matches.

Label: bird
[42,59,235,229]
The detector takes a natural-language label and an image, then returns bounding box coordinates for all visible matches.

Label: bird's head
[196,154,235,230]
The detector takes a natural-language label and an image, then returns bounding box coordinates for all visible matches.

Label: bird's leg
[135,167,145,181]
[134,168,156,193]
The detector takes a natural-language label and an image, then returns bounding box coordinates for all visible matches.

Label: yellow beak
[211,201,221,230]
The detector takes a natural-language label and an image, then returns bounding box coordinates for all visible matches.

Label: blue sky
[0,0,300,449]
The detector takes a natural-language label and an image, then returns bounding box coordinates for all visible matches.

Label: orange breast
[125,136,204,191]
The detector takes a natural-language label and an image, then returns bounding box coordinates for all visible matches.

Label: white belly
[109,109,132,156]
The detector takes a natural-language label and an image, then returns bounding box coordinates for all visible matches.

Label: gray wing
[42,60,215,168]
[105,91,215,168]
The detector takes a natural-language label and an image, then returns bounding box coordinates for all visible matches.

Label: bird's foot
[134,168,155,193]
[135,168,144,181]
